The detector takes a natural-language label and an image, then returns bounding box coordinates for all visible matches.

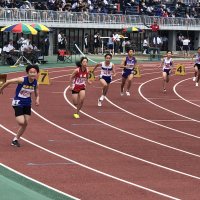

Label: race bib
[18,88,31,98]
[12,99,20,106]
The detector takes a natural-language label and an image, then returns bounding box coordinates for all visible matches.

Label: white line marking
[64,86,200,157]
[138,76,200,126]
[27,162,74,166]
[0,125,181,200]
[147,97,183,101]
[151,120,192,122]
[173,77,200,108]
[0,163,80,200]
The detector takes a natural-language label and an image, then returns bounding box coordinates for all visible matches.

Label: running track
[0,62,200,200]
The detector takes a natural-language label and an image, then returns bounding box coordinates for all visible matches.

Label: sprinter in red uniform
[69,57,91,118]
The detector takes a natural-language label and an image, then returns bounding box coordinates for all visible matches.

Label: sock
[13,137,18,141]
[99,95,105,101]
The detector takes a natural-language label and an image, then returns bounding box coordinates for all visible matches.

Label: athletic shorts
[100,75,112,84]
[13,106,31,117]
[72,89,85,94]
[108,44,113,50]
[163,68,171,76]
[122,68,133,78]
[194,63,200,70]
[183,45,189,51]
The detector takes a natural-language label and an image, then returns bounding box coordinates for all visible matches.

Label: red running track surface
[0,62,200,200]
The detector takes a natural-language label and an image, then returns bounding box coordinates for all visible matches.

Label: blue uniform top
[125,56,137,70]
[12,76,37,107]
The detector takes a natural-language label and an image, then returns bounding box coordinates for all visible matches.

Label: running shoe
[163,88,167,92]
[196,82,199,87]
[11,140,20,147]
[73,113,80,119]
[120,92,124,96]
[126,91,130,96]
[193,77,196,81]
[98,99,102,107]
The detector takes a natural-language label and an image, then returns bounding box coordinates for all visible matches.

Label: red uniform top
[72,67,89,92]
[150,23,159,32]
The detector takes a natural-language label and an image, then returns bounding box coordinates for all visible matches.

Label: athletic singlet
[72,67,88,92]
[163,57,173,70]
[12,76,37,107]
[194,53,200,64]
[100,61,113,77]
[125,56,136,69]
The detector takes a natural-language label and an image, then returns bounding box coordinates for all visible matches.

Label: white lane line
[0,163,80,200]
[151,120,192,122]
[0,124,181,200]
[138,75,200,125]
[173,77,200,108]
[71,123,103,126]
[147,97,183,101]
[107,77,200,140]
[105,95,200,139]
[27,162,74,166]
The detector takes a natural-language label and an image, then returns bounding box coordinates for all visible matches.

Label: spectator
[142,37,149,54]
[182,36,190,58]
[93,32,100,54]
[84,33,89,54]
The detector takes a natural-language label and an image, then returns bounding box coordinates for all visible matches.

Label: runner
[0,65,40,147]
[120,48,137,96]
[69,57,91,118]
[191,47,200,86]
[93,53,116,107]
[159,51,174,92]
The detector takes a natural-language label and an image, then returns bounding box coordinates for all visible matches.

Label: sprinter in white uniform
[93,53,116,106]
[159,51,174,92]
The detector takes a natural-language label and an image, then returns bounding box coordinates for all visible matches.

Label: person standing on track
[69,57,91,119]
[191,47,200,86]
[0,65,40,147]
[120,48,137,96]
[92,53,116,107]
[159,51,174,92]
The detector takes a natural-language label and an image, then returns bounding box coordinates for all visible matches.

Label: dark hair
[104,53,112,58]
[127,48,135,53]
[26,64,40,73]
[166,50,173,54]
[76,57,88,67]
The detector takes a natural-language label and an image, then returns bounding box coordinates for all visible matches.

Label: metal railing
[0,8,200,30]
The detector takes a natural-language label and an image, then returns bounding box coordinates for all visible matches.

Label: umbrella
[1,23,37,35]
[122,27,143,33]
[30,23,49,32]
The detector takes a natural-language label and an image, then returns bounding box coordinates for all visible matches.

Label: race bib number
[12,99,20,106]
[18,88,31,98]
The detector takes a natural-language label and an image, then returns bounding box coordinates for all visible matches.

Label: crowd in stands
[0,0,200,18]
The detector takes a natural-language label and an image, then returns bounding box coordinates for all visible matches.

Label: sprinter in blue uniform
[0,65,40,147]
[120,48,137,96]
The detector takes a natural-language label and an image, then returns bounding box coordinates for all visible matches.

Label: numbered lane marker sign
[133,65,141,78]
[38,70,50,85]
[88,67,95,81]
[0,74,7,87]
[175,64,186,75]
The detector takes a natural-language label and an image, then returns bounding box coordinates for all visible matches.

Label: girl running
[120,48,137,96]
[93,53,116,107]
[0,65,40,147]
[192,47,200,86]
[69,57,91,119]
[159,51,174,92]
